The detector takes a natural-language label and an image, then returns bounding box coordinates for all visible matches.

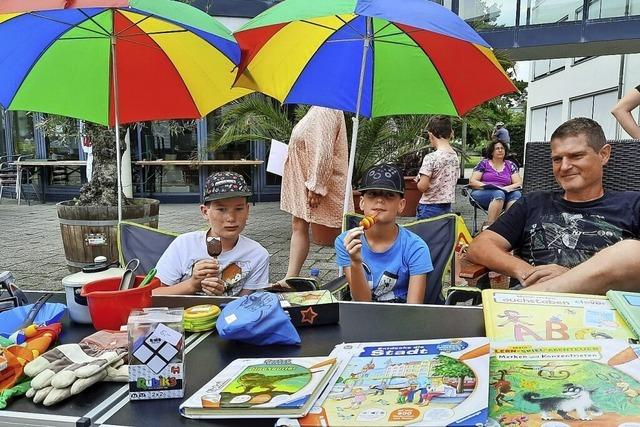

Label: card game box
[277,290,339,327]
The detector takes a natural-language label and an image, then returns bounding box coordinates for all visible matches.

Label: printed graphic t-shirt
[490,191,640,268]
[418,149,460,204]
[156,231,270,296]
[335,227,433,302]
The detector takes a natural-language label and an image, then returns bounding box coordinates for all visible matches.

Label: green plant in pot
[35,115,191,271]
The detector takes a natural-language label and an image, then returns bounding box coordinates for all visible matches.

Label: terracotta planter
[310,223,341,247]
[352,177,420,218]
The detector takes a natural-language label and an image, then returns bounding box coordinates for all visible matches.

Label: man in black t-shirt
[467,118,640,295]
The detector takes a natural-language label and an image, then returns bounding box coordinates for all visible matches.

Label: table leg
[15,164,21,206]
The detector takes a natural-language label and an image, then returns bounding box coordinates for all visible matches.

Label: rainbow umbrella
[0,0,251,220]
[234,0,517,211]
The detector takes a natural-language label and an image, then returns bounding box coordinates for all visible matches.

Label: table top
[134,160,263,166]
[4,293,484,427]
[14,160,87,166]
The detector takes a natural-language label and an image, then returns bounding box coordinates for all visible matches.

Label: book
[482,289,636,342]
[179,356,338,419]
[488,339,640,425]
[482,183,521,193]
[277,337,490,427]
[607,290,640,339]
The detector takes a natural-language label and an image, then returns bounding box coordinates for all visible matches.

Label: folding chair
[341,213,462,305]
[460,185,487,235]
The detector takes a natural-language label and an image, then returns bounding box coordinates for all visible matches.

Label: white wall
[526,53,640,142]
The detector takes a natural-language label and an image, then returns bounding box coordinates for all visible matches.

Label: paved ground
[0,186,483,291]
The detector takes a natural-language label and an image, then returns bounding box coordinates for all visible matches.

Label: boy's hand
[192,259,219,281]
[344,227,364,263]
[201,277,226,296]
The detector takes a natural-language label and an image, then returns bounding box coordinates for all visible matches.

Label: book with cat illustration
[482,289,635,342]
[606,290,640,340]
[277,337,490,427]
[179,356,337,419]
[488,339,640,426]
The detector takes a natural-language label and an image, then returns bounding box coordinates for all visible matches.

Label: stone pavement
[0,187,484,291]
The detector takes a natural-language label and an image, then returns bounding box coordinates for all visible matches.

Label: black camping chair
[341,213,459,305]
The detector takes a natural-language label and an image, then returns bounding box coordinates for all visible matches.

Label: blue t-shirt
[335,227,434,303]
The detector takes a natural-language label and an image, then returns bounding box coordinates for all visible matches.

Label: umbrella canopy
[0,0,251,126]
[233,0,517,118]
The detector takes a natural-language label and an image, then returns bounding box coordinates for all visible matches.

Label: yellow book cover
[482,289,635,342]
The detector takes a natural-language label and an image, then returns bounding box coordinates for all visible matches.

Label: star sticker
[300,307,318,325]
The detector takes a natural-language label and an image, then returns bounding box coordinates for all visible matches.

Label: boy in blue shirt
[335,164,433,304]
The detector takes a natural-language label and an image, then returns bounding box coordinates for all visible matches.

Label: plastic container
[80,276,161,330]
[62,259,125,324]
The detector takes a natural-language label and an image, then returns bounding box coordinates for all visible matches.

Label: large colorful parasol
[234,0,517,211]
[0,0,251,219]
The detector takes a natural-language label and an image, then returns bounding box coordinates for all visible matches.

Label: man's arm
[612,87,640,139]
[466,230,534,281]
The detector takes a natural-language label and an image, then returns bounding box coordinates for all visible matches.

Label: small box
[277,290,339,327]
[128,307,185,400]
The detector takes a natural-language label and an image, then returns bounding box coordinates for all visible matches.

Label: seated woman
[469,141,522,226]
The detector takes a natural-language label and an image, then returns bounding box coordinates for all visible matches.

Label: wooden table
[13,160,87,205]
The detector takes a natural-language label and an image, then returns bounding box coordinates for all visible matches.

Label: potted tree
[35,115,190,271]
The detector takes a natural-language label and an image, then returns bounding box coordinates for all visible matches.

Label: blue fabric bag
[216,292,300,345]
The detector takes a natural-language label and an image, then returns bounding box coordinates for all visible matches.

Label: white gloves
[24,330,129,406]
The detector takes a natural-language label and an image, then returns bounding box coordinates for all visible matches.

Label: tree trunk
[76,124,129,206]
[457,376,465,394]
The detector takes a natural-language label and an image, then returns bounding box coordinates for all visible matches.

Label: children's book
[482,289,635,342]
[179,357,337,419]
[606,290,640,339]
[277,337,490,427]
[488,339,640,426]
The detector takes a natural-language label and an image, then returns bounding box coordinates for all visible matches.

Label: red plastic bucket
[80,276,160,330]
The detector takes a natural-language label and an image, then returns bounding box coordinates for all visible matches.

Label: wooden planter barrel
[57,198,160,272]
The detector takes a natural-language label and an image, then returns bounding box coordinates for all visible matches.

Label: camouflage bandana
[203,171,252,202]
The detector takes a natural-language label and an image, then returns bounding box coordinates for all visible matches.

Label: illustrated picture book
[179,356,337,418]
[488,339,640,426]
[606,290,640,340]
[482,289,635,342]
[278,337,490,427]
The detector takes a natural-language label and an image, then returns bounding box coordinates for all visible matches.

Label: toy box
[128,307,185,400]
[277,290,339,327]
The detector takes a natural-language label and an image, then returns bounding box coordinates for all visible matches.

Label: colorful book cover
[482,289,635,342]
[606,290,640,340]
[277,337,490,427]
[488,339,640,426]
[179,357,337,419]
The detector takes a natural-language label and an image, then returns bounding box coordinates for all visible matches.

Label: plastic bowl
[80,276,160,330]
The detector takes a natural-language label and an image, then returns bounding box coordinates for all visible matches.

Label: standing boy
[336,164,433,304]
[154,171,269,296]
[416,116,460,219]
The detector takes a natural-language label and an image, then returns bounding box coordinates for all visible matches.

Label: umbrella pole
[342,16,372,216]
[110,36,123,223]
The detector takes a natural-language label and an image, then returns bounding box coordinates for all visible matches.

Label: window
[530,103,563,142]
[0,109,6,159]
[10,111,35,156]
[569,90,618,138]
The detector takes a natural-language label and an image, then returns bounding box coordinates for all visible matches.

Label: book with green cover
[488,339,640,425]
[482,289,635,342]
[607,290,640,339]
[179,356,337,419]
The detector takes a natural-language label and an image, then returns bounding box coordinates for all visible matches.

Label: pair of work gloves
[24,330,129,406]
